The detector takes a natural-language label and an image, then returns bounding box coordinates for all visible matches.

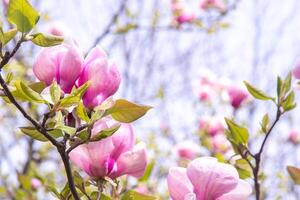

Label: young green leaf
[243,81,274,101]
[139,160,155,182]
[282,91,297,112]
[19,127,63,142]
[2,28,17,45]
[225,118,249,146]
[105,99,152,123]
[90,124,121,142]
[260,113,269,133]
[50,81,61,104]
[287,166,300,185]
[76,102,90,122]
[31,33,63,47]
[14,80,45,103]
[7,0,40,32]
[234,159,252,179]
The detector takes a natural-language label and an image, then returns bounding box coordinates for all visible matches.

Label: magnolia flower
[167,157,252,200]
[211,134,231,154]
[293,62,300,79]
[70,118,147,179]
[76,46,121,108]
[199,0,226,12]
[31,178,42,190]
[171,0,196,24]
[175,141,199,160]
[199,116,224,136]
[198,85,214,102]
[227,86,249,109]
[33,43,84,93]
[288,130,300,145]
[46,21,69,37]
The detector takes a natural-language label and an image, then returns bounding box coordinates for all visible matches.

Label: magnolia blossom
[199,116,224,136]
[227,86,249,109]
[31,178,42,190]
[33,43,84,93]
[171,0,196,24]
[198,85,214,102]
[288,130,300,145]
[76,46,121,108]
[293,62,300,79]
[199,0,226,11]
[167,157,252,200]
[70,118,147,179]
[175,141,199,160]
[211,134,231,154]
[46,21,69,37]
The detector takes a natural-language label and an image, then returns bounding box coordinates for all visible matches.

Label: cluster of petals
[167,157,252,200]
[175,141,199,160]
[70,118,147,179]
[33,43,120,108]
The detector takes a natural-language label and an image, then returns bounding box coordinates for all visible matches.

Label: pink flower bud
[199,116,224,136]
[227,85,249,109]
[293,62,300,79]
[46,21,69,37]
[199,0,226,12]
[175,141,199,160]
[288,130,300,145]
[77,46,121,108]
[70,118,147,179]
[31,178,41,190]
[211,134,231,154]
[167,157,252,200]
[33,43,84,93]
[176,14,196,24]
[198,85,214,102]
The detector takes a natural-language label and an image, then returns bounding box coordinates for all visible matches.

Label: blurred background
[1,0,300,199]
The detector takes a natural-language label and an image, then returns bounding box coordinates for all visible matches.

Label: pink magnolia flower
[171,0,196,24]
[76,46,121,108]
[199,0,226,12]
[47,21,69,37]
[211,134,231,154]
[293,62,300,79]
[33,43,84,93]
[167,157,252,200]
[176,14,196,24]
[199,116,224,136]
[70,118,147,179]
[175,141,199,160]
[227,86,249,109]
[288,130,300,145]
[31,178,42,190]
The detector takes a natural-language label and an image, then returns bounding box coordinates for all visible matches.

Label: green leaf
[139,160,155,182]
[14,80,45,103]
[50,81,61,104]
[105,99,152,123]
[5,72,14,84]
[1,28,17,45]
[260,113,269,133]
[29,81,46,93]
[19,127,63,142]
[73,171,85,194]
[287,166,300,185]
[76,102,90,122]
[121,190,158,200]
[59,95,80,108]
[71,81,90,98]
[19,175,31,191]
[243,81,274,101]
[31,33,63,47]
[55,125,76,136]
[234,159,252,179]
[7,0,40,32]
[282,72,292,95]
[282,91,297,111]
[277,76,282,99]
[225,118,249,146]
[90,124,121,142]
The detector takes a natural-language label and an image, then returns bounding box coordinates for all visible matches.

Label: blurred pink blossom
[47,21,69,37]
[135,185,149,194]
[175,141,199,160]
[211,134,231,154]
[199,116,224,136]
[70,118,147,179]
[76,46,121,108]
[33,42,84,93]
[288,130,300,145]
[199,0,226,12]
[227,85,249,109]
[167,157,252,200]
[31,178,41,190]
[171,0,196,24]
[293,62,300,79]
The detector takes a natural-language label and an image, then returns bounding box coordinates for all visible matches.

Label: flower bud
[227,85,249,109]
[31,178,41,190]
[288,130,300,145]
[77,46,121,108]
[33,43,84,93]
[175,141,199,160]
